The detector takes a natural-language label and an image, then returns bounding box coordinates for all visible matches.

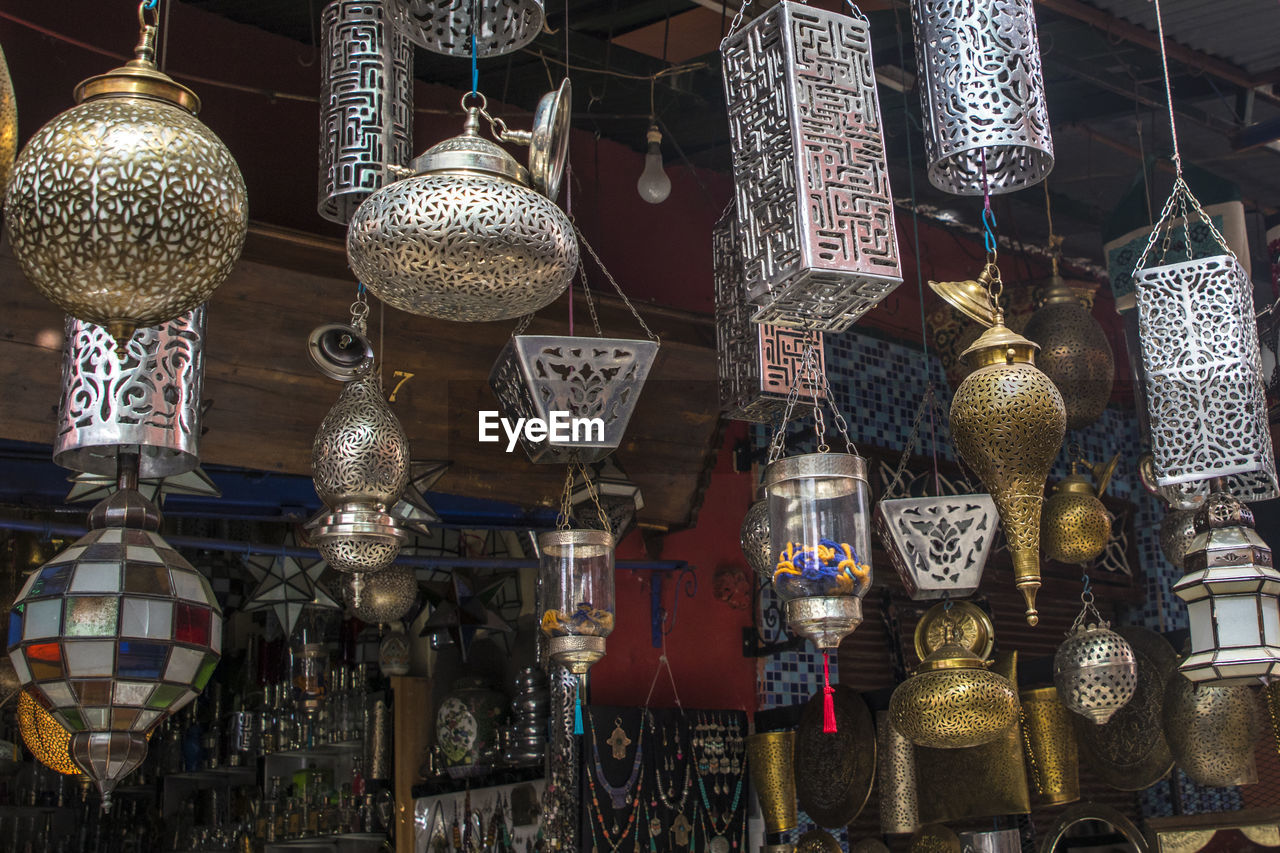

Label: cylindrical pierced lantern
[1019,687,1079,806]
[910,0,1053,195]
[538,529,615,674]
[1053,609,1137,724]
[389,0,545,57]
[55,307,206,479]
[764,454,873,649]
[720,1,901,332]
[746,730,798,837]
[1163,669,1260,787]
[318,0,413,224]
[875,710,920,835]
[1135,254,1278,500]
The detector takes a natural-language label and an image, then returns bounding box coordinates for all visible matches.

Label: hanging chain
[884,386,938,500]
[720,0,754,49]
[556,460,611,533]
[766,344,858,464]
[350,283,370,335]
[573,226,660,345]
[512,312,535,337]
[577,266,605,337]
[556,466,575,531]
[1067,572,1105,634]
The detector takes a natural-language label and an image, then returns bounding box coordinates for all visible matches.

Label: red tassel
[822,651,837,734]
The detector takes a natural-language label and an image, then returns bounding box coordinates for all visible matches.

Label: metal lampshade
[390,0,545,58]
[1174,491,1280,683]
[1019,687,1080,806]
[740,498,772,583]
[308,375,410,573]
[1163,668,1261,787]
[909,0,1053,195]
[3,12,246,341]
[874,493,998,601]
[746,730,798,836]
[7,458,223,808]
[875,710,920,835]
[1023,277,1115,430]
[720,1,901,332]
[950,319,1066,625]
[1041,456,1116,566]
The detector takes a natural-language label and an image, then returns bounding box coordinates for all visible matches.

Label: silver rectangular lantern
[489,335,658,464]
[318,0,414,225]
[1134,254,1279,501]
[721,1,901,333]
[713,207,824,422]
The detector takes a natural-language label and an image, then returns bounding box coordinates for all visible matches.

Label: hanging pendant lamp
[1053,587,1137,724]
[0,41,15,194]
[1042,452,1117,566]
[3,2,247,341]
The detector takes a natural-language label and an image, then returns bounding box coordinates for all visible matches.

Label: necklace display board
[582,706,748,853]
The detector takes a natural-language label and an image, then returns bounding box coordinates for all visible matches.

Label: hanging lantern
[0,41,15,194]
[909,0,1053,195]
[1019,687,1079,806]
[538,529,615,675]
[1173,490,1280,683]
[1163,668,1260,787]
[713,205,826,422]
[346,565,417,625]
[875,710,920,836]
[746,730,798,842]
[390,0,545,57]
[1042,453,1117,565]
[1023,276,1114,431]
[54,307,207,480]
[348,84,576,323]
[1053,595,1137,724]
[7,454,222,808]
[741,497,772,582]
[378,623,411,677]
[3,4,247,340]
[569,458,644,540]
[889,603,1019,749]
[946,264,1066,625]
[720,1,901,332]
[17,688,81,777]
[307,329,411,574]
[318,0,413,224]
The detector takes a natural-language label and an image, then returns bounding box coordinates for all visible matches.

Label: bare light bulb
[636,124,671,204]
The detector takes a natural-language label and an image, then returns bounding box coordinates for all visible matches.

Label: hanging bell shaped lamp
[0,40,15,194]
[1042,453,1117,566]
[348,84,576,323]
[1173,489,1280,683]
[1023,269,1115,431]
[946,264,1066,625]
[7,453,223,809]
[1052,591,1137,724]
[3,3,247,341]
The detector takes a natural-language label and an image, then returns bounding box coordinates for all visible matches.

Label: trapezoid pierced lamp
[1173,490,1280,683]
[1042,453,1117,566]
[909,0,1053,195]
[889,602,1019,749]
[1053,592,1137,724]
[944,263,1066,625]
[389,0,545,57]
[713,204,825,423]
[1018,687,1079,806]
[55,307,207,480]
[1023,271,1114,431]
[3,2,247,341]
[720,1,901,332]
[746,730,798,849]
[318,0,413,224]
[7,453,223,809]
[347,82,576,323]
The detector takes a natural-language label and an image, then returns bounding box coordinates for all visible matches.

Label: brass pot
[1019,687,1080,806]
[1022,277,1115,431]
[746,731,797,835]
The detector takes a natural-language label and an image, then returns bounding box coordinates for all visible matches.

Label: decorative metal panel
[54,307,206,479]
[389,0,544,58]
[488,335,658,464]
[910,0,1054,195]
[721,1,901,332]
[318,0,414,225]
[873,494,997,601]
[713,207,824,421]
[1134,254,1278,501]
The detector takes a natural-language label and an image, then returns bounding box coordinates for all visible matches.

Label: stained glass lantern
[713,205,825,422]
[720,1,901,332]
[318,0,413,224]
[1173,491,1280,683]
[55,307,206,479]
[538,529,615,676]
[909,0,1053,195]
[390,0,545,58]
[7,456,222,808]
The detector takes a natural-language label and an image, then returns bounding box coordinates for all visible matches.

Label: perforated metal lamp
[7,453,222,808]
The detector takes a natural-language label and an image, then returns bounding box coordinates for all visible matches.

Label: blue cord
[471,32,478,96]
[981,206,998,255]
[143,0,158,8]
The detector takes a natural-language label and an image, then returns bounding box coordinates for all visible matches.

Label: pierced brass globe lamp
[1042,454,1117,565]
[3,4,247,340]
[1023,271,1114,431]
[0,41,15,194]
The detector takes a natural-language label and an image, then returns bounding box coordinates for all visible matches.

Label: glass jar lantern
[538,529,616,674]
[764,453,873,650]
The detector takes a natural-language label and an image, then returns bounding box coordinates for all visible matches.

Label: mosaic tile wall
[752,327,1240,837]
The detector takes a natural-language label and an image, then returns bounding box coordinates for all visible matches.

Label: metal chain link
[555,460,610,533]
[512,312,535,337]
[884,386,937,500]
[350,286,370,335]
[573,226,660,345]
[1136,175,1234,272]
[719,0,754,50]
[766,344,858,464]
[577,267,605,337]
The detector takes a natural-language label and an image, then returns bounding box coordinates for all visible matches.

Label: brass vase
[950,316,1067,624]
[1023,276,1115,431]
[746,731,797,836]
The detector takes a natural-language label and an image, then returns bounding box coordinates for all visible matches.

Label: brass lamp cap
[1037,272,1097,308]
[914,641,989,674]
[411,110,532,186]
[928,276,996,327]
[1054,471,1097,497]
[960,321,1039,368]
[74,15,200,113]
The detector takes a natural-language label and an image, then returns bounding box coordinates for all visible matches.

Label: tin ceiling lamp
[1022,185,1114,431]
[3,2,247,341]
[762,345,873,733]
[938,211,1066,625]
[1042,450,1118,566]
[1174,489,1280,683]
[909,0,1053,195]
[873,388,998,601]
[1052,578,1137,724]
[1132,0,1278,503]
[489,230,659,464]
[720,0,901,332]
[346,565,418,625]
[306,291,410,574]
[347,80,576,323]
[7,452,223,809]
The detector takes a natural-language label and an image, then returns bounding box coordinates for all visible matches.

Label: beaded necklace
[693,714,743,851]
[588,711,645,809]
[586,710,645,847]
